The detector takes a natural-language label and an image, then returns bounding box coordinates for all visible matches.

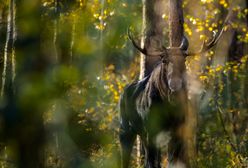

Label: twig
[216,105,237,152]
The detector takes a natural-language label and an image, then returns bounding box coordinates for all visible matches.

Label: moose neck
[169,0,184,47]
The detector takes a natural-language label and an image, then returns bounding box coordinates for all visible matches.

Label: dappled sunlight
[0,0,247,167]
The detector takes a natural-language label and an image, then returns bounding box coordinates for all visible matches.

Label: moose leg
[146,147,161,168]
[167,131,187,168]
[145,136,161,168]
[147,147,161,168]
[120,129,136,168]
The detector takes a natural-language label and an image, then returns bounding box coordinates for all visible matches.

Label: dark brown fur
[119,57,187,168]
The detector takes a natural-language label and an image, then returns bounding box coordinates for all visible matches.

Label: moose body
[119,48,188,168]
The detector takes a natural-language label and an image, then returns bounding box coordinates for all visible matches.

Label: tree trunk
[168,0,196,165]
[1,0,16,140]
[139,0,146,80]
[1,0,16,97]
[136,0,168,166]
[15,0,48,167]
[0,5,8,94]
[246,0,248,24]
[1,0,16,164]
[169,0,184,47]
[52,1,80,166]
[56,20,74,65]
[53,0,59,62]
[142,0,167,77]
[55,1,75,65]
[135,1,146,166]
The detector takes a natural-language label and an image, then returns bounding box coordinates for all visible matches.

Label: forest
[0,0,247,167]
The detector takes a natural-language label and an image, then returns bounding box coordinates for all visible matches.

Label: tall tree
[0,2,8,95]
[51,1,82,166]
[14,0,50,167]
[0,0,16,165]
[168,0,195,166]
[1,0,16,97]
[141,0,167,77]
[55,0,76,65]
[136,0,168,165]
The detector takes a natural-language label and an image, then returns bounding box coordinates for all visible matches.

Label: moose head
[127,27,225,94]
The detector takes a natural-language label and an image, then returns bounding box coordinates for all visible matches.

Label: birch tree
[1,0,16,97]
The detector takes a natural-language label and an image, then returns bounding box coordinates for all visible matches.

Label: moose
[119,25,227,168]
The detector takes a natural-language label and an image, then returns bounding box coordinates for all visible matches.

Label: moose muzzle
[168,77,183,92]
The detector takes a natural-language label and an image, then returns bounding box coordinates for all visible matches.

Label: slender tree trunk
[1,0,16,97]
[136,1,146,166]
[0,4,10,167]
[246,0,248,24]
[70,16,76,63]
[52,1,81,166]
[1,0,16,139]
[0,6,8,93]
[55,1,75,65]
[0,0,16,165]
[138,0,146,80]
[53,0,59,62]
[168,0,195,165]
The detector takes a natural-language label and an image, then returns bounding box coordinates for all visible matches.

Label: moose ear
[179,36,189,51]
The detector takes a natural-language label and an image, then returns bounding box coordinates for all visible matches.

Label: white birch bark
[1,0,16,97]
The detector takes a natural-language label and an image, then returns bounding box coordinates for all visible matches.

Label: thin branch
[216,105,238,152]
[127,28,147,55]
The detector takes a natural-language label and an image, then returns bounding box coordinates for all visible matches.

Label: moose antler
[128,28,170,57]
[179,35,189,51]
[127,28,147,55]
[186,11,232,56]
[186,27,227,56]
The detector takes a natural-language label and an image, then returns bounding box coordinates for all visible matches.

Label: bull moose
[119,26,226,168]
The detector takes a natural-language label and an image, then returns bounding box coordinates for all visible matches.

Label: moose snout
[168,78,183,92]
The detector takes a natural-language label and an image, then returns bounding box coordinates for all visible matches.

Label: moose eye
[162,58,168,63]
[162,56,169,63]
